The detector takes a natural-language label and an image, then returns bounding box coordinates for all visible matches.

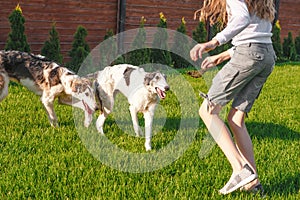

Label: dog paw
[145,143,152,151]
[136,131,142,137]
[96,126,104,135]
[134,127,143,137]
[84,116,93,128]
[84,121,90,128]
[50,121,59,128]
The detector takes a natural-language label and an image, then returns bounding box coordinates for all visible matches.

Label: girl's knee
[227,109,235,125]
[199,100,222,118]
[227,108,246,127]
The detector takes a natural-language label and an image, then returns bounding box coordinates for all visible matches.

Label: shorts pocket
[248,51,264,61]
[231,49,265,68]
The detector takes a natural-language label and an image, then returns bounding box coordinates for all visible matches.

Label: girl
[190,0,276,195]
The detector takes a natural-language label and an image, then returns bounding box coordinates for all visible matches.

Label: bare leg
[199,100,258,194]
[199,100,245,172]
[228,108,260,188]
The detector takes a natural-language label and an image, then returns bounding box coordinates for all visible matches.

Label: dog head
[71,77,97,127]
[144,72,170,99]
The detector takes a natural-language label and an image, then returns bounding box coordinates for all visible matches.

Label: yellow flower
[159,12,167,22]
[181,17,186,25]
[141,16,146,23]
[159,12,164,19]
[15,4,22,14]
[275,20,281,30]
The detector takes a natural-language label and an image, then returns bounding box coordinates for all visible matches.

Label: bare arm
[201,50,231,70]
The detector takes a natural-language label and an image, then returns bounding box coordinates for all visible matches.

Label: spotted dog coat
[92,64,170,151]
[0,50,97,127]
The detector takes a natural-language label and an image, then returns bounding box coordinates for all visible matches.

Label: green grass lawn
[0,64,299,199]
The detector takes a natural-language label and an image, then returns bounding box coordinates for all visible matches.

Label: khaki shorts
[207,43,276,113]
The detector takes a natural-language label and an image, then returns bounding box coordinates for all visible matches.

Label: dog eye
[155,76,160,80]
[85,92,89,96]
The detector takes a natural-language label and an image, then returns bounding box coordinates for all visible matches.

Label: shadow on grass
[266,173,300,197]
[164,117,182,130]
[83,111,202,156]
[247,122,300,141]
[247,122,300,196]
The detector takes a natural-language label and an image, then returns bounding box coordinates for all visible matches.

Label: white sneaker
[219,164,258,195]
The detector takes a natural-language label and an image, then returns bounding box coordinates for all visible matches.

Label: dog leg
[96,111,108,134]
[41,93,58,127]
[144,110,154,151]
[58,96,93,128]
[0,72,9,101]
[96,93,114,134]
[129,105,143,137]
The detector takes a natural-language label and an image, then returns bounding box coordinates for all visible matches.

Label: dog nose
[165,86,170,91]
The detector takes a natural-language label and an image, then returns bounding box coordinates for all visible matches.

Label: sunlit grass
[0,65,299,199]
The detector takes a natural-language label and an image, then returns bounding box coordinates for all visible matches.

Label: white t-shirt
[213,0,273,48]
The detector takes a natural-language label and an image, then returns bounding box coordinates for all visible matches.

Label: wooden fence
[0,0,299,62]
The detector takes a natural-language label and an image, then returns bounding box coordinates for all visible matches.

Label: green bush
[5,4,30,52]
[41,23,63,64]
[295,32,300,60]
[126,17,150,66]
[67,25,90,72]
[272,20,283,61]
[171,17,191,68]
[192,21,207,44]
[98,29,124,68]
[99,29,115,68]
[151,12,172,66]
[282,32,297,61]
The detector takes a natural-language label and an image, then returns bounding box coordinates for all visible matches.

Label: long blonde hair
[194,0,275,28]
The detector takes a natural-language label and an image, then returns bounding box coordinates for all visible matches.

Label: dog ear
[71,79,78,92]
[48,66,61,87]
[163,73,167,80]
[144,72,156,86]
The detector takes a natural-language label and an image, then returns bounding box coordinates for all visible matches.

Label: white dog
[0,50,97,127]
[92,64,170,151]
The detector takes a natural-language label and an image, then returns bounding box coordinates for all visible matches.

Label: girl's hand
[190,39,219,61]
[201,55,218,70]
[201,50,231,71]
